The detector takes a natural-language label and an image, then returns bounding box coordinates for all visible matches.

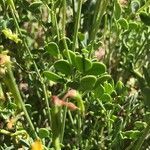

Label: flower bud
[51,95,79,111]
[51,96,64,106]
[65,102,79,111]
[63,89,85,115]
[63,89,81,100]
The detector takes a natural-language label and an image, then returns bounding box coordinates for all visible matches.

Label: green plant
[0,0,150,149]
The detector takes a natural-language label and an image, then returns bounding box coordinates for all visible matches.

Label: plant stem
[88,0,108,58]
[51,106,61,150]
[68,110,75,128]
[72,0,76,21]
[134,37,147,64]
[137,0,150,13]
[77,113,82,148]
[7,0,51,126]
[72,0,83,52]
[5,63,38,139]
[89,0,101,40]
[62,0,72,64]
[134,121,150,150]
[0,129,11,135]
[7,0,19,21]
[42,0,60,41]
[53,136,61,150]
[60,106,67,143]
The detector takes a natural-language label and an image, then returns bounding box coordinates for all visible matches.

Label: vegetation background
[0,0,150,149]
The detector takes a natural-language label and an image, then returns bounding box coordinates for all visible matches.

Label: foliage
[0,0,150,149]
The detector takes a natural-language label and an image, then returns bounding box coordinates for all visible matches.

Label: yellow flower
[31,139,43,150]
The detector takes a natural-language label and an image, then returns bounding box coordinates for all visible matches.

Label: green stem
[134,121,150,150]
[137,0,150,13]
[68,110,75,128]
[52,0,60,41]
[85,117,100,150]
[41,0,60,41]
[77,113,82,148]
[0,129,11,135]
[134,37,147,64]
[89,0,101,41]
[0,129,28,138]
[7,0,20,21]
[62,0,72,64]
[88,0,108,58]
[99,127,105,149]
[72,0,75,21]
[5,63,38,139]
[72,0,83,52]
[60,106,67,143]
[8,0,51,126]
[51,106,61,150]
[107,111,112,149]
[54,137,61,150]
[54,12,60,41]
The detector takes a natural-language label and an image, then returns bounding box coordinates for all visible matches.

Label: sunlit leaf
[43,71,64,83]
[80,75,97,91]
[2,28,22,43]
[44,42,60,57]
[100,93,111,102]
[54,60,72,75]
[129,22,138,30]
[86,62,106,75]
[104,82,114,94]
[75,55,92,73]
[63,50,76,65]
[93,84,105,98]
[117,18,129,30]
[95,75,112,88]
[114,0,122,20]
[29,2,43,13]
[39,128,49,139]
